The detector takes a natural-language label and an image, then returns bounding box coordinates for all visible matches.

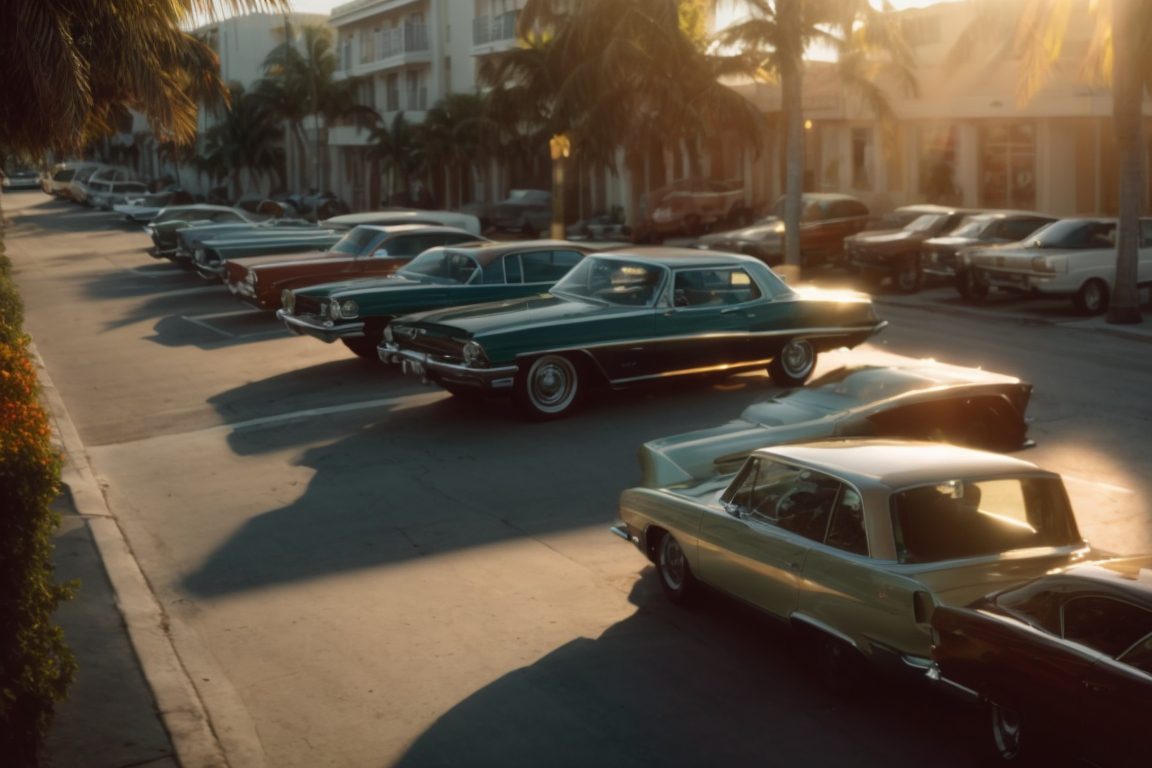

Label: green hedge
[0,236,76,766]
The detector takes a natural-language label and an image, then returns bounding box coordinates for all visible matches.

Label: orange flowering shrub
[0,247,75,767]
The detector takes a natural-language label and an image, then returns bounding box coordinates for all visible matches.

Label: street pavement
[7,195,1148,767]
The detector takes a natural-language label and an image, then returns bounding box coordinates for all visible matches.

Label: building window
[386,73,399,112]
[359,28,372,63]
[979,122,1036,210]
[920,124,959,204]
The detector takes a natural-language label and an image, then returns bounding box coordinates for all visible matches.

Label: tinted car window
[1062,596,1152,658]
[673,268,761,307]
[522,250,582,283]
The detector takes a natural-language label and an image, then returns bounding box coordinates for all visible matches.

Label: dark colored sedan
[920,211,1056,297]
[928,556,1152,766]
[846,205,977,292]
[698,193,871,268]
[383,247,886,420]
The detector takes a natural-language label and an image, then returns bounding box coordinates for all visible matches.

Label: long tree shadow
[392,578,989,768]
[183,375,774,598]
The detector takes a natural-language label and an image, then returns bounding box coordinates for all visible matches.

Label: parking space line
[180,314,236,337]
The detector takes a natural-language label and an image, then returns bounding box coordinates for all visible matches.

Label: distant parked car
[920,211,1057,298]
[89,179,149,211]
[61,163,105,203]
[635,178,751,240]
[225,224,485,310]
[928,556,1152,765]
[698,193,871,268]
[114,189,197,223]
[3,168,42,191]
[383,248,885,419]
[144,205,257,259]
[613,440,1094,685]
[321,209,482,235]
[489,189,553,235]
[42,164,78,196]
[638,358,1034,488]
[279,240,593,359]
[846,204,978,292]
[968,216,1152,314]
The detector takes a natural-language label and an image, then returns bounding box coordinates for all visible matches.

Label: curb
[34,344,230,768]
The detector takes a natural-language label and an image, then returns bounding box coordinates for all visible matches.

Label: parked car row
[696,196,1151,316]
[57,196,1149,766]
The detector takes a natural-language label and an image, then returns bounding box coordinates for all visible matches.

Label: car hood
[702,220,783,242]
[639,412,834,487]
[397,294,628,337]
[924,235,980,249]
[296,274,424,299]
[233,250,346,270]
[847,229,915,245]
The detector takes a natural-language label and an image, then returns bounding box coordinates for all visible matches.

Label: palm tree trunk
[1109,0,1144,324]
[780,1,805,274]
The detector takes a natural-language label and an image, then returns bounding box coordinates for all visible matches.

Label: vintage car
[225,224,485,310]
[969,216,1152,314]
[639,358,1034,488]
[488,189,553,235]
[846,205,976,292]
[382,248,886,419]
[279,240,593,358]
[612,439,1094,684]
[635,177,750,240]
[144,205,257,258]
[928,556,1152,765]
[87,179,149,211]
[697,193,871,268]
[920,211,1056,298]
[187,208,482,278]
[2,168,42,191]
[113,188,197,222]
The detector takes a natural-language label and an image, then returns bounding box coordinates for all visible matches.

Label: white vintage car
[613,439,1095,683]
[969,216,1152,314]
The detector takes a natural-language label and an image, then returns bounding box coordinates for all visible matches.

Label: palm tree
[488,0,764,220]
[421,93,496,209]
[0,1,288,157]
[198,82,285,200]
[714,0,917,271]
[369,112,425,206]
[258,22,375,193]
[950,0,1149,324]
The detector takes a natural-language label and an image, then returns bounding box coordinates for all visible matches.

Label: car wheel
[894,260,922,293]
[655,531,696,604]
[768,339,817,387]
[991,703,1024,761]
[1073,278,1109,315]
[513,354,582,420]
[341,335,381,361]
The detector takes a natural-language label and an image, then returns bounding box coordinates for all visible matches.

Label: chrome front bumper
[381,343,518,390]
[277,311,363,343]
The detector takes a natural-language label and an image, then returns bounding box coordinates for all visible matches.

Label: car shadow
[390,578,990,768]
[182,375,775,598]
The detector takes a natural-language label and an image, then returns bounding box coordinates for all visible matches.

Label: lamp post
[549,133,570,240]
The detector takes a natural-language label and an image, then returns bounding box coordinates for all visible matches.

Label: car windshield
[905,213,947,233]
[398,248,480,285]
[552,256,664,306]
[1027,219,1115,248]
[890,475,1081,564]
[947,216,995,238]
[329,226,385,256]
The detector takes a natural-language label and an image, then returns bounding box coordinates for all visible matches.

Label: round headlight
[462,340,486,366]
[338,299,358,319]
[281,289,295,313]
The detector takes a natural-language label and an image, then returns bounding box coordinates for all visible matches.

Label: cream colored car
[612,439,1094,682]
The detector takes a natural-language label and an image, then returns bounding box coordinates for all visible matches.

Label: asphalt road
[6,191,1151,767]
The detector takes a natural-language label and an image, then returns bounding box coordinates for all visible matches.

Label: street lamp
[549,133,570,240]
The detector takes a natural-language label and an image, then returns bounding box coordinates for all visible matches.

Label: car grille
[398,330,465,362]
[292,294,324,316]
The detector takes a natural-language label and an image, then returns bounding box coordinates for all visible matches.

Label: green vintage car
[613,439,1094,684]
[278,240,594,359]
[382,247,887,419]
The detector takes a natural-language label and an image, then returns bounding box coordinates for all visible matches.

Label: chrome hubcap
[782,340,814,377]
[529,357,576,412]
[660,536,685,590]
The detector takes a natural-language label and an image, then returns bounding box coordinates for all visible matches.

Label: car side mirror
[722,501,746,519]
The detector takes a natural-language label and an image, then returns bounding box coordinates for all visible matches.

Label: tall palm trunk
[1109,0,1144,324]
[780,1,805,272]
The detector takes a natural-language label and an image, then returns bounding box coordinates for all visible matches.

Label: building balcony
[335,23,432,79]
[472,11,519,54]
